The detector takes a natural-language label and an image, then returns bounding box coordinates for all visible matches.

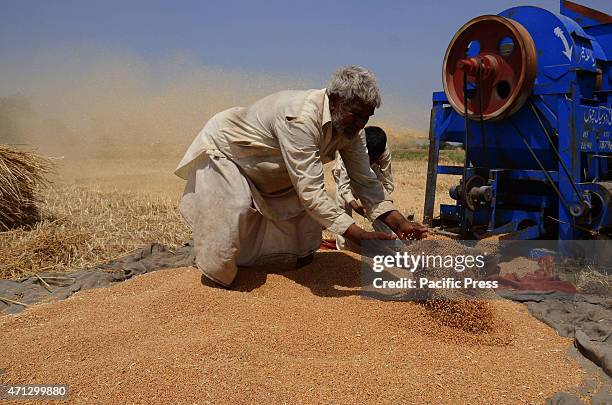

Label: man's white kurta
[333,145,394,207]
[175,88,396,285]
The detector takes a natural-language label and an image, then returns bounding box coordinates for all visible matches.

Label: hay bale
[0,144,52,230]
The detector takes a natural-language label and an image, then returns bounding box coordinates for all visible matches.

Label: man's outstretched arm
[276,117,395,245]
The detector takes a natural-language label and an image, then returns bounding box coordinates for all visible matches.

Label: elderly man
[175,65,427,287]
[333,125,396,252]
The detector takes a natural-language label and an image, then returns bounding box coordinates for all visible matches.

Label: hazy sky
[1,0,611,131]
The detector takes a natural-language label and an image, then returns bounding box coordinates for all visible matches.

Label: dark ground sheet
[0,242,195,314]
[498,291,611,404]
[1,242,610,403]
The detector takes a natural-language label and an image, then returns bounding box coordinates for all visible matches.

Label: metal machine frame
[424,1,612,241]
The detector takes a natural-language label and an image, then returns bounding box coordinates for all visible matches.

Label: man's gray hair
[326,65,382,108]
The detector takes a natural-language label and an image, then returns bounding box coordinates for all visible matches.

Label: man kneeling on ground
[175,65,427,288]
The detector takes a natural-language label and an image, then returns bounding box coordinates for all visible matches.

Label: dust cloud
[0,46,426,159]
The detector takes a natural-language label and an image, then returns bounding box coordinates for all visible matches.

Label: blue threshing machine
[423,1,612,241]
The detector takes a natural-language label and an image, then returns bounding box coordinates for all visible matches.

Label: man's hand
[342,223,396,246]
[378,210,428,240]
[395,221,428,240]
[349,200,365,217]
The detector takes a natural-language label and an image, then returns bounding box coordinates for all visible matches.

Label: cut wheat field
[1,153,457,279]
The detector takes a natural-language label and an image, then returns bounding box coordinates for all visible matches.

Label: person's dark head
[365,126,387,164]
[327,65,381,140]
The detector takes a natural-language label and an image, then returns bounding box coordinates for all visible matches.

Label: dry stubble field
[2,153,458,279]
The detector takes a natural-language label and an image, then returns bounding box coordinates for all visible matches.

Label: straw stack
[0,144,52,230]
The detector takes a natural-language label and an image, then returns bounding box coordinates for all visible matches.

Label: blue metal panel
[503,170,560,182]
[432,91,448,103]
[437,166,464,175]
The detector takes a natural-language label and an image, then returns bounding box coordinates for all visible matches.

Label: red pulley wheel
[442,15,538,121]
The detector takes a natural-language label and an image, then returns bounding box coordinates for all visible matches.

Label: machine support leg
[423,106,441,226]
[558,98,580,240]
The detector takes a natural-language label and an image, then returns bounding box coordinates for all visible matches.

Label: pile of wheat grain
[403,238,499,333]
[0,145,52,230]
[0,265,582,403]
[423,297,496,334]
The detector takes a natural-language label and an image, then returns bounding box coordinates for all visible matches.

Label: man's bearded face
[331,99,375,139]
